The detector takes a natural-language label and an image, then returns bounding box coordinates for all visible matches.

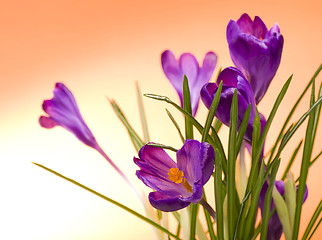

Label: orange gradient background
[1,0,321,239]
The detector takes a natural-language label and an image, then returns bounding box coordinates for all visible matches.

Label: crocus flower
[134,140,215,212]
[161,50,217,116]
[201,67,258,142]
[39,82,98,149]
[227,13,284,103]
[259,180,308,240]
[39,83,135,193]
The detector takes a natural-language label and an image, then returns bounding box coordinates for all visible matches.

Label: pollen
[168,168,184,184]
[168,167,193,193]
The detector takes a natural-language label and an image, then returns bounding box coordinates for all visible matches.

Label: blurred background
[0,0,321,239]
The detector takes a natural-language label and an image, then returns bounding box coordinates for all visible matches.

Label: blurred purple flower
[227,13,284,103]
[259,180,308,240]
[39,83,135,192]
[161,50,217,116]
[39,82,98,149]
[134,140,215,211]
[201,67,260,142]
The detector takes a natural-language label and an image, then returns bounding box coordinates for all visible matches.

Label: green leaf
[272,185,292,240]
[235,103,251,157]
[281,140,302,181]
[292,84,319,240]
[33,163,180,239]
[202,81,223,142]
[243,158,266,239]
[227,89,238,239]
[201,193,216,240]
[183,75,193,140]
[268,64,322,164]
[215,148,224,240]
[213,119,223,133]
[136,82,150,143]
[254,75,292,168]
[307,217,322,240]
[189,203,199,240]
[279,96,322,153]
[260,159,281,240]
[166,109,185,144]
[109,99,144,152]
[233,191,251,240]
[146,142,178,152]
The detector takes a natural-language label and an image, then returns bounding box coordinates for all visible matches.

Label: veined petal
[161,50,183,96]
[177,140,203,185]
[138,144,177,173]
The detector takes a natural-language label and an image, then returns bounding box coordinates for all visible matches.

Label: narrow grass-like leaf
[279,96,322,153]
[310,81,322,147]
[144,93,227,175]
[254,75,292,167]
[228,90,238,239]
[233,191,251,240]
[215,148,224,240]
[33,163,180,239]
[281,141,303,181]
[147,142,178,152]
[250,223,262,240]
[202,81,223,142]
[310,150,322,167]
[292,85,317,240]
[189,203,199,240]
[302,200,322,240]
[183,75,193,140]
[260,159,281,240]
[243,158,265,239]
[109,99,144,152]
[136,82,150,143]
[202,193,216,240]
[213,119,223,133]
[235,103,251,157]
[196,220,210,240]
[268,64,322,164]
[307,217,322,240]
[166,109,185,144]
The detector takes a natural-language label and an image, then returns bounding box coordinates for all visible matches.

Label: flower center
[168,167,193,193]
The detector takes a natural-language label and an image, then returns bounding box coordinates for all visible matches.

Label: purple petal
[161,50,183,99]
[179,53,199,87]
[136,169,189,198]
[177,140,203,185]
[149,191,190,212]
[39,116,58,128]
[138,144,177,173]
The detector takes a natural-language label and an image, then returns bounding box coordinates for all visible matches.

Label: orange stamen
[168,167,193,193]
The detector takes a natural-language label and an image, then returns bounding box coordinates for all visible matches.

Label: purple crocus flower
[259,181,308,240]
[134,140,215,211]
[40,83,98,148]
[227,13,284,103]
[161,50,217,116]
[201,67,258,142]
[39,83,135,192]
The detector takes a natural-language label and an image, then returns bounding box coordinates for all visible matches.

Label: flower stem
[199,198,216,221]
